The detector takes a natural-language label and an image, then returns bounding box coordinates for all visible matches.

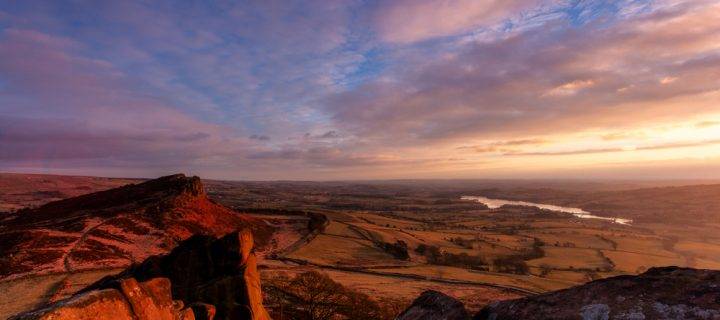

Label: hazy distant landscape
[3,173,720,318]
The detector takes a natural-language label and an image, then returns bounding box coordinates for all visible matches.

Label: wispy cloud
[457,138,547,153]
[510,139,720,156]
[1,0,719,179]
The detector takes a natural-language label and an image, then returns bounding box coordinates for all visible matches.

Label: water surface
[461,195,632,225]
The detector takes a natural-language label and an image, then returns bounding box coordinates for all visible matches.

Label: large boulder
[474,266,720,320]
[10,277,197,320]
[83,229,270,320]
[396,290,469,320]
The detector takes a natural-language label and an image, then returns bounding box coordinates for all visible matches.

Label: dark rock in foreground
[475,266,720,320]
[84,229,270,320]
[12,229,269,320]
[396,290,469,320]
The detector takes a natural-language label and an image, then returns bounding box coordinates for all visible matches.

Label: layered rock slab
[10,277,198,320]
[475,266,720,320]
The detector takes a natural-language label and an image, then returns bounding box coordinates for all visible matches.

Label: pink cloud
[328,1,720,146]
[373,0,545,43]
[0,29,257,169]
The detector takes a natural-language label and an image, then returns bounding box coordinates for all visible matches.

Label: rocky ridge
[0,174,270,279]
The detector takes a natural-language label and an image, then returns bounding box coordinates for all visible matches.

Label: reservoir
[461,195,632,225]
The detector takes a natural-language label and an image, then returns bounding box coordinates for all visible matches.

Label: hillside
[0,174,272,279]
[0,173,139,212]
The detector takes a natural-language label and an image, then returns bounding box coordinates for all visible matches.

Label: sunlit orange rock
[10,277,198,320]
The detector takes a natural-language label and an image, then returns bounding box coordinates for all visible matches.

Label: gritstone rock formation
[475,266,720,320]
[0,174,270,279]
[82,229,270,320]
[12,229,269,320]
[9,277,209,320]
[396,290,469,320]
[396,267,720,320]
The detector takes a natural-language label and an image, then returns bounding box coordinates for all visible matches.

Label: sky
[1,0,719,180]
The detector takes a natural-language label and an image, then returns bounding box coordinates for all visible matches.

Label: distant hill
[0,173,140,212]
[0,174,272,280]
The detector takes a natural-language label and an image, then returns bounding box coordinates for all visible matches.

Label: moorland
[2,173,720,316]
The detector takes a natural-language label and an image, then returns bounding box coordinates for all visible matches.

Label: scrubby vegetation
[415,244,487,270]
[492,238,544,275]
[264,271,401,320]
[376,240,410,260]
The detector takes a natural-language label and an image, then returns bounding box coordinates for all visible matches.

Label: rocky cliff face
[0,174,271,279]
[12,229,269,320]
[475,267,720,320]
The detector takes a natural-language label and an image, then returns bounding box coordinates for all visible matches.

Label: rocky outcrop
[10,277,200,320]
[82,229,270,320]
[474,266,720,320]
[12,229,269,320]
[396,290,469,320]
[0,174,271,279]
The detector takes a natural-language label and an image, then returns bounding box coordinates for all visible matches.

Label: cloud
[2,0,720,179]
[304,130,341,140]
[249,134,271,141]
[510,139,720,156]
[373,0,546,43]
[328,1,720,146]
[0,28,255,169]
[543,79,595,97]
[601,132,646,141]
[457,138,547,153]
[695,121,720,128]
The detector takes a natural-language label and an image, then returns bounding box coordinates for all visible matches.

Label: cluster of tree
[376,240,410,260]
[307,212,329,232]
[492,238,545,275]
[263,271,402,320]
[523,238,545,260]
[448,237,474,249]
[415,244,487,270]
[492,256,530,275]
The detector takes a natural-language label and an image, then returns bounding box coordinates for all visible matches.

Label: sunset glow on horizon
[1,0,719,180]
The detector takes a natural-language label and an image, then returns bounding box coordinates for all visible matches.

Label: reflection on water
[461,195,632,225]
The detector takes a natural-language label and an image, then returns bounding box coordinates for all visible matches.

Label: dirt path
[41,217,117,307]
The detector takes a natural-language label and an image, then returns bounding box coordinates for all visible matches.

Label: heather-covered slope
[0,174,271,279]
